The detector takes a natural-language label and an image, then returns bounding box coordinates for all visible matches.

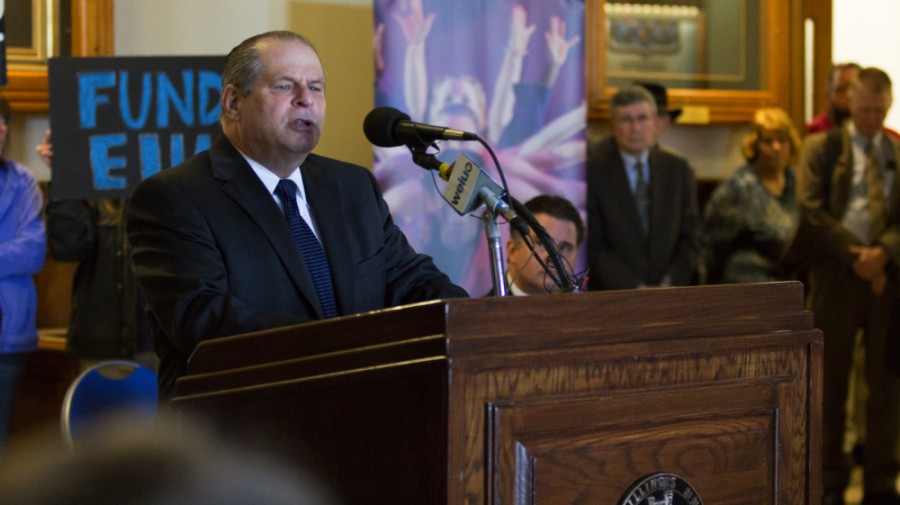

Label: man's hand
[850,244,889,281]
[35,129,52,168]
[392,0,435,45]
[507,5,536,57]
[870,272,887,296]
[545,15,580,68]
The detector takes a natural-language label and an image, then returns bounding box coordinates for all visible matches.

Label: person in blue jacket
[0,95,47,452]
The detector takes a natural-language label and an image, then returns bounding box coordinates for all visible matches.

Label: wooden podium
[173,281,821,505]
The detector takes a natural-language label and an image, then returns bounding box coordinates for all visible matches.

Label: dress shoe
[822,490,845,505]
[862,492,900,505]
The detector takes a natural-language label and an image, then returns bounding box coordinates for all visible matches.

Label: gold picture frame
[6,0,59,72]
[605,3,710,84]
[4,0,113,112]
[587,0,793,124]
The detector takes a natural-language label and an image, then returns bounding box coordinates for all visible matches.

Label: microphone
[410,150,575,291]
[363,106,479,149]
[431,153,575,291]
[415,152,529,237]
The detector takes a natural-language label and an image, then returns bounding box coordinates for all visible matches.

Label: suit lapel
[210,137,324,318]
[830,129,853,217]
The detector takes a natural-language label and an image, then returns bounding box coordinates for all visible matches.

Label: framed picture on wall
[3,0,112,112]
[605,3,707,83]
[587,0,791,123]
[5,0,59,71]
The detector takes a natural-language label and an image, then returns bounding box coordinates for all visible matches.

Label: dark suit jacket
[126,135,467,400]
[586,137,702,290]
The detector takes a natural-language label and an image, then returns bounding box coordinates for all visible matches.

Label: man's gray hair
[850,66,893,98]
[222,31,319,98]
[609,85,658,118]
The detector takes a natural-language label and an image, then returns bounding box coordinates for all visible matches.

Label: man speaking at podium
[126,31,467,402]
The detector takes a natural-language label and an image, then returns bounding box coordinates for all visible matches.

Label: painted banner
[48,56,224,200]
[373,0,586,295]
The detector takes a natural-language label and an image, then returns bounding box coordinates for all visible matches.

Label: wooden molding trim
[71,0,115,57]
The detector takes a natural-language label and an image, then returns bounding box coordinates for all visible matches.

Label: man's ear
[506,238,516,263]
[221,84,241,120]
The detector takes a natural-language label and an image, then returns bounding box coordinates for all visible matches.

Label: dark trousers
[0,353,25,454]
[809,260,900,493]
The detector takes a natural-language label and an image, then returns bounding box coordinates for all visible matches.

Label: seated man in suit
[586,86,701,290]
[504,194,584,295]
[126,31,468,402]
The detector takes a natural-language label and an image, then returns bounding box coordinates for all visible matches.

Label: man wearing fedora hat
[637,82,682,140]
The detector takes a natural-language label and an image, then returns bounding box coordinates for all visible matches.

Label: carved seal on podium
[618,473,703,505]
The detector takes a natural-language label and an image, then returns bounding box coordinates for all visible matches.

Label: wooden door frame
[803,0,833,123]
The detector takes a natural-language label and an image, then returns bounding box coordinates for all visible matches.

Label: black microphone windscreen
[363,106,410,147]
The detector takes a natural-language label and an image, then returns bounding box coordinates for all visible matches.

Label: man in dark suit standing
[586,86,701,290]
[126,31,467,402]
[796,66,900,505]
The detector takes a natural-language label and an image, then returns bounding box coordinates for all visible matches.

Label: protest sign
[49,55,225,199]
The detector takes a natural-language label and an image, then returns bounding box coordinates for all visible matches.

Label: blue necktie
[634,160,649,235]
[275,179,338,319]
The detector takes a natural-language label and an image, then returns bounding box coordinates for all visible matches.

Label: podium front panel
[174,282,821,505]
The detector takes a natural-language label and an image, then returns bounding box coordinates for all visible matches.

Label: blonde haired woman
[703,107,802,283]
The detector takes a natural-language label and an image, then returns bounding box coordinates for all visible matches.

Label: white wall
[115,0,373,56]
[6,114,52,182]
[114,1,276,56]
[833,0,900,131]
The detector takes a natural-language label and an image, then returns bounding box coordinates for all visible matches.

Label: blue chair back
[61,360,158,449]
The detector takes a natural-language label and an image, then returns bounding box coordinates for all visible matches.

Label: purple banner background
[373,0,586,295]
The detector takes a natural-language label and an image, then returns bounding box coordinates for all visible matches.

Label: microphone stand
[410,148,509,295]
[409,147,576,295]
[483,208,508,297]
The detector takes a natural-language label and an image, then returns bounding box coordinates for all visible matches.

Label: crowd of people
[583,65,899,505]
[0,27,896,504]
